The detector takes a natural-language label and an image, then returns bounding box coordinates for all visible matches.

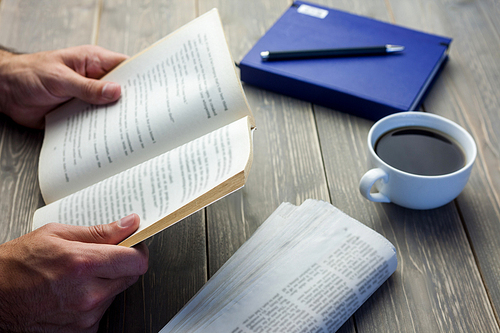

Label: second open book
[32,9,255,247]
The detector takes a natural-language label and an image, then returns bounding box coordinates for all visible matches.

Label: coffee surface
[374,126,465,176]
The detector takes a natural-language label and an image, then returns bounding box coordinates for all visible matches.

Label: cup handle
[359,168,391,203]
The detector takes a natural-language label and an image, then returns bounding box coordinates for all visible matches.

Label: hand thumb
[63,69,122,104]
[82,213,140,245]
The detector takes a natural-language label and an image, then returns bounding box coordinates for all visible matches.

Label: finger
[61,69,122,104]
[43,216,148,276]
[95,275,141,300]
[72,240,149,279]
[55,213,140,245]
[60,45,128,79]
[92,243,149,279]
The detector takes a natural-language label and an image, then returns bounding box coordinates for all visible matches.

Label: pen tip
[260,51,270,60]
[386,45,405,52]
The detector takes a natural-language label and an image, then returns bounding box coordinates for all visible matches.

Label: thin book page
[33,116,253,246]
[38,9,254,204]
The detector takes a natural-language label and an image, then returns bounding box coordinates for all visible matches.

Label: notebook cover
[239,1,452,120]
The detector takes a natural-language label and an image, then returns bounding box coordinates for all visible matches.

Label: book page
[33,116,252,246]
[38,9,253,204]
[162,200,397,333]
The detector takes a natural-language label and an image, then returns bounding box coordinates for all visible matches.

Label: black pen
[260,44,405,61]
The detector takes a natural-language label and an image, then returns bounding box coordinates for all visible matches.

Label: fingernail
[102,82,120,100]
[118,214,136,228]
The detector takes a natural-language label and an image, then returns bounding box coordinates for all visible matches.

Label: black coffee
[374,126,466,176]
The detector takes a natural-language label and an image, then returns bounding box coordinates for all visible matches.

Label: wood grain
[0,0,99,52]
[0,115,43,242]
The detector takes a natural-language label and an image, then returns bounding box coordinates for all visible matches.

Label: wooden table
[0,0,499,332]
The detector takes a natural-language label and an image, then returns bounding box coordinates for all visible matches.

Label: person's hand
[0,214,148,333]
[0,45,128,128]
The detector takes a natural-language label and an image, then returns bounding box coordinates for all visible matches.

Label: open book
[161,200,398,332]
[32,9,255,247]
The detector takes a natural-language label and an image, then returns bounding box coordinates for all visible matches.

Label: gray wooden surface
[0,0,499,332]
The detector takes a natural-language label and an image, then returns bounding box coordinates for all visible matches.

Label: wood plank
[0,0,99,52]
[393,0,500,319]
[0,115,43,243]
[313,0,500,331]
[95,1,207,331]
[0,0,99,243]
[96,0,197,55]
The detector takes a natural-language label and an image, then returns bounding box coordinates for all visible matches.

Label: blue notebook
[239,1,452,120]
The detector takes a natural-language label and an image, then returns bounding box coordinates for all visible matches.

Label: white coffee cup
[359,112,476,210]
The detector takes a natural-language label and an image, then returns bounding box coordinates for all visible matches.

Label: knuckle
[69,254,96,278]
[38,222,59,234]
[78,291,105,313]
[81,80,98,101]
[86,54,101,72]
[88,224,108,242]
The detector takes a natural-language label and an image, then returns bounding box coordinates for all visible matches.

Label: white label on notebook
[297,4,329,19]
